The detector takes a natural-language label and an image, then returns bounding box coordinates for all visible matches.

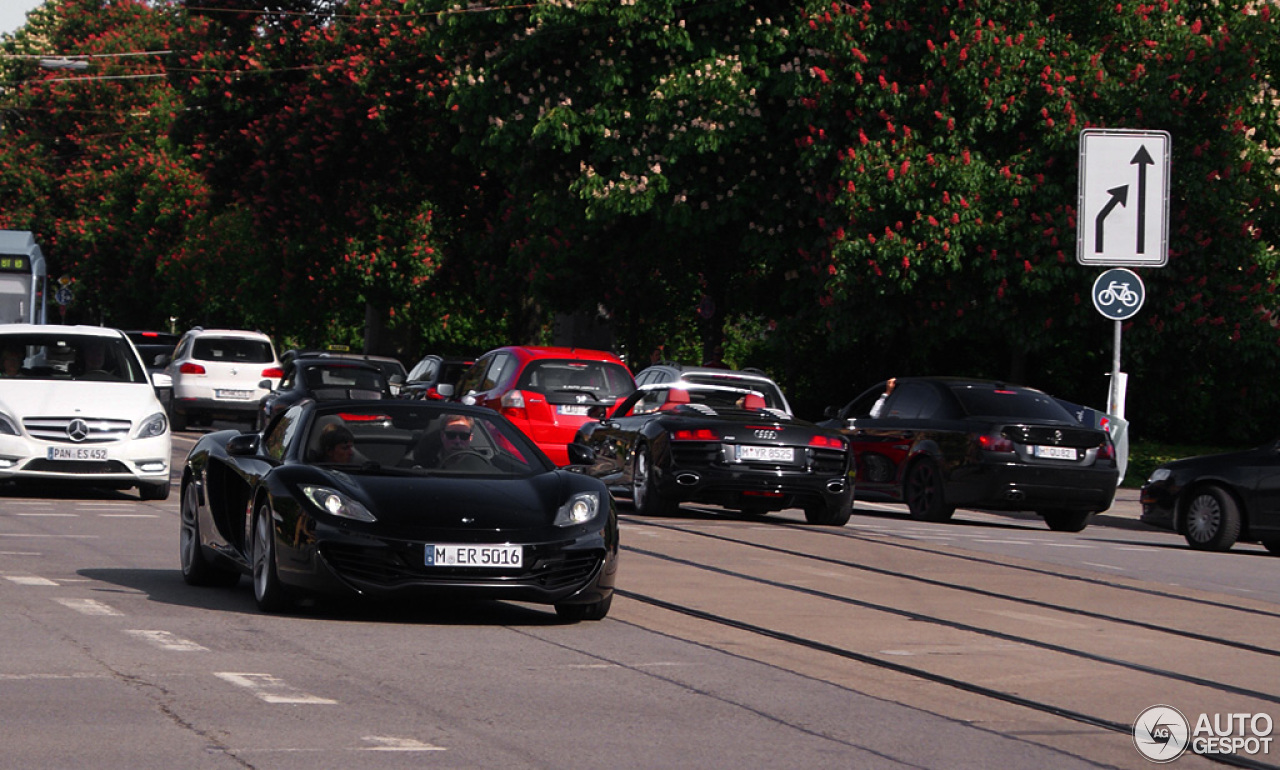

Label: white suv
[0,325,172,500]
[167,328,282,430]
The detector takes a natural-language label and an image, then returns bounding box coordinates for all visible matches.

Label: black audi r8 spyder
[179,400,618,620]
[567,384,854,525]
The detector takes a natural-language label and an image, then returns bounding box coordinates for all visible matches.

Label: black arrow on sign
[1094,185,1128,253]
[1131,145,1153,253]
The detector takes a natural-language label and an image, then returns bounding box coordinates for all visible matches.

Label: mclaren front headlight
[1147,468,1171,484]
[555,491,603,527]
[300,485,377,522]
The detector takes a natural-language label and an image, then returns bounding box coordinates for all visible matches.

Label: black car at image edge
[1140,443,1280,554]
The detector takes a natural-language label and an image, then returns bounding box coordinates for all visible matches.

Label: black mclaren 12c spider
[178,400,618,621]
[568,384,854,525]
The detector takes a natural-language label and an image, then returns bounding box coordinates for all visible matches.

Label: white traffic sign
[1077,129,1170,267]
[1091,268,1145,321]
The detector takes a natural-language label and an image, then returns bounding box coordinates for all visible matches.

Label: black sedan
[819,377,1118,531]
[1140,444,1280,553]
[567,384,854,525]
[257,357,392,430]
[179,400,619,620]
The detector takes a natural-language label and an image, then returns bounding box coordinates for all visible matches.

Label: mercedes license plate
[1034,445,1077,460]
[735,445,794,463]
[215,389,253,400]
[47,447,107,461]
[425,544,522,568]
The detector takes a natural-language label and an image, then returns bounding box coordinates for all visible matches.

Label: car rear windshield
[951,385,1076,422]
[682,374,787,411]
[192,337,275,364]
[517,360,634,400]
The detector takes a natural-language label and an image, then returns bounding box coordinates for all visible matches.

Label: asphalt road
[1,433,1276,769]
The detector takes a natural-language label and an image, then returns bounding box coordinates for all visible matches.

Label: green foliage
[1,0,1278,444]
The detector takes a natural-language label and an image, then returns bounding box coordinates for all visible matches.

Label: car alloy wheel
[904,459,955,522]
[1183,485,1241,551]
[252,503,290,612]
[180,482,239,587]
[632,444,674,516]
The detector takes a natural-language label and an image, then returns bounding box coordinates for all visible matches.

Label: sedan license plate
[215,389,253,400]
[47,447,107,461]
[1034,445,1078,460]
[425,544,522,568]
[557,405,590,416]
[735,445,795,463]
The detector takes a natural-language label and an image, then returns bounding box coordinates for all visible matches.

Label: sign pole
[1109,320,1123,419]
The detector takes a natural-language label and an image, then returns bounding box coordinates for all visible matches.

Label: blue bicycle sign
[1092,268,1144,321]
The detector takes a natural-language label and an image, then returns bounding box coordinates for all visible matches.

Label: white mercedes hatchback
[0,325,172,500]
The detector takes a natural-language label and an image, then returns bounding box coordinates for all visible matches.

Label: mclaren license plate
[735,445,795,463]
[1034,445,1078,460]
[47,447,107,461]
[425,544,522,568]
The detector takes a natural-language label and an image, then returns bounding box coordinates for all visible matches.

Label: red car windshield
[516,360,634,401]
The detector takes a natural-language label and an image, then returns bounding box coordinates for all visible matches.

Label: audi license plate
[47,447,107,461]
[1034,445,1077,460]
[735,445,794,463]
[215,389,253,400]
[557,405,590,416]
[425,544,522,568]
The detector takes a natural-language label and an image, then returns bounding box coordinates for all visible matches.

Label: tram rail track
[615,510,1280,769]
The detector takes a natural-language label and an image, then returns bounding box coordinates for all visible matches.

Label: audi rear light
[261,366,284,378]
[977,433,1015,453]
[808,434,844,449]
[673,428,718,441]
[178,362,206,375]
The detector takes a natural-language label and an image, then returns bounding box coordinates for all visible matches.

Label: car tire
[1183,485,1242,551]
[170,407,187,432]
[632,444,676,516]
[904,459,954,522]
[554,594,612,622]
[804,499,852,526]
[1041,509,1091,532]
[252,503,291,612]
[180,482,240,587]
[139,481,171,501]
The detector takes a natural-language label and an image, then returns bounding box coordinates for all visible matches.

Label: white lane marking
[126,630,209,652]
[1083,561,1125,571]
[1042,542,1094,548]
[215,673,338,704]
[359,736,447,752]
[0,551,41,556]
[0,534,99,539]
[974,539,1034,545]
[15,513,77,518]
[54,598,123,616]
[4,575,58,586]
[98,514,159,519]
[979,609,1087,629]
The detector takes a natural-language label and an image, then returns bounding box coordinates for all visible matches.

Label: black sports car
[1140,444,1280,553]
[820,377,1118,532]
[567,384,854,525]
[179,400,619,620]
[256,356,391,430]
